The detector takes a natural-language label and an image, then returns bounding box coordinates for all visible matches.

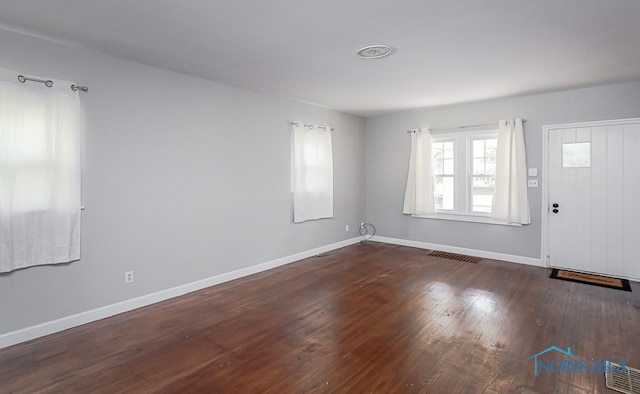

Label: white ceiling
[1,0,640,117]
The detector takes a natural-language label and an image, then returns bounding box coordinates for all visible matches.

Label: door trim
[541,117,640,270]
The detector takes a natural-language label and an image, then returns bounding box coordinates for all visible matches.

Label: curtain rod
[18,74,89,92]
[407,119,526,133]
[291,122,334,131]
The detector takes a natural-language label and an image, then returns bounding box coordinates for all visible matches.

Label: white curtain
[0,69,82,272]
[491,118,530,224]
[403,129,434,215]
[292,122,333,223]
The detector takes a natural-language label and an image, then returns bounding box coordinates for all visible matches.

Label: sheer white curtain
[291,122,333,223]
[491,118,530,224]
[0,69,82,272]
[403,129,434,215]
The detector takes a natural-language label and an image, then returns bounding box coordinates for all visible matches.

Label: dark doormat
[550,269,632,292]
[428,250,482,263]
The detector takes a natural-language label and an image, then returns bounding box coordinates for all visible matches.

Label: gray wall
[3,25,640,338]
[0,30,366,335]
[366,81,640,259]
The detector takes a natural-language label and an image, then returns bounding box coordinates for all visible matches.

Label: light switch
[528,179,538,188]
[528,168,538,177]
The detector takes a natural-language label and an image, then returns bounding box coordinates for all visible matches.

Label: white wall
[365,81,640,260]
[0,29,366,336]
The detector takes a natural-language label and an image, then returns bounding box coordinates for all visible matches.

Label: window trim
[411,211,523,226]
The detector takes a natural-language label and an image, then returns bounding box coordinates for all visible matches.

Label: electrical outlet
[345,224,350,232]
[125,271,134,284]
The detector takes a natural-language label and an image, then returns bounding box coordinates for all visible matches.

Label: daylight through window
[431,130,497,216]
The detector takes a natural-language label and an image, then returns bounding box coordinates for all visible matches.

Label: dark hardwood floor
[1,242,639,393]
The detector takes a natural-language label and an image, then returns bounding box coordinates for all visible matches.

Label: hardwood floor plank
[1,242,639,393]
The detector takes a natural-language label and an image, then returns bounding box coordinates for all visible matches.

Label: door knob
[553,209,559,214]
[552,203,559,208]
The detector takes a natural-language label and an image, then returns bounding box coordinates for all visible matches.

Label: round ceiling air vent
[356,44,393,59]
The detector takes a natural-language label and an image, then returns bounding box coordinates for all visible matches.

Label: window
[470,137,497,213]
[562,142,590,168]
[1,70,82,273]
[432,140,455,210]
[4,97,62,212]
[431,130,497,216]
[291,122,333,223]
[403,119,529,225]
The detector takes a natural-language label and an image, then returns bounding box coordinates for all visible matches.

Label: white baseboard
[370,236,543,267]
[0,236,364,350]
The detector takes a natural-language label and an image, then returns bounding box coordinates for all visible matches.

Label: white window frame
[467,134,497,215]
[432,139,456,211]
[416,129,516,225]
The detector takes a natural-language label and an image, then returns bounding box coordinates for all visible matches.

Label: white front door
[546,119,640,280]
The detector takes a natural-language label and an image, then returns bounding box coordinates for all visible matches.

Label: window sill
[411,212,522,226]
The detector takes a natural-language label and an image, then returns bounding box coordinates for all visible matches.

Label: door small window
[562,142,591,168]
